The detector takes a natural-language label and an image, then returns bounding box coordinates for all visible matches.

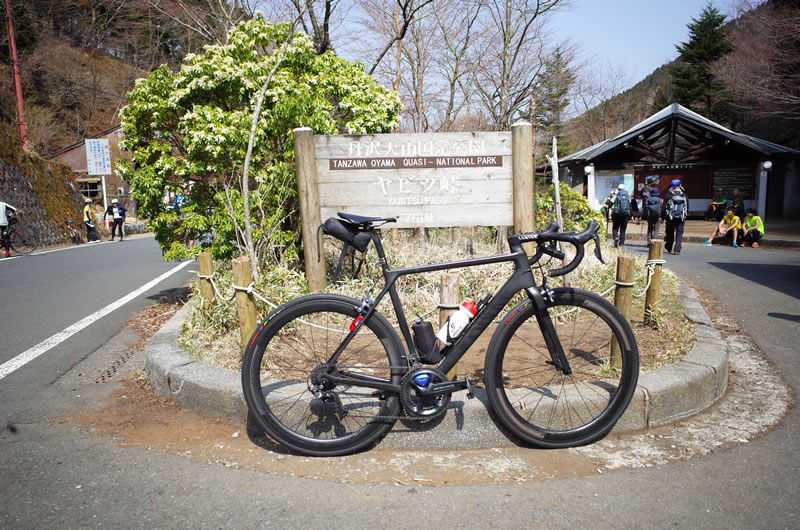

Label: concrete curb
[145,281,727,449]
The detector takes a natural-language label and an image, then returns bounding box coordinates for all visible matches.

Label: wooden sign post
[295,124,535,292]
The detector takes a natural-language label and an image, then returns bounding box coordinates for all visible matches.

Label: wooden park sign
[295,123,534,291]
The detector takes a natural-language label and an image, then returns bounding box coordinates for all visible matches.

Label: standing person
[662,179,688,255]
[641,178,653,201]
[103,198,127,241]
[644,190,663,244]
[1,200,17,257]
[173,187,185,217]
[611,183,632,248]
[702,206,741,247]
[83,198,100,242]
[602,189,616,234]
[741,208,765,247]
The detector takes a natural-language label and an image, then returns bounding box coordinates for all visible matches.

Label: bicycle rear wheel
[9,225,40,255]
[485,288,639,448]
[241,294,405,456]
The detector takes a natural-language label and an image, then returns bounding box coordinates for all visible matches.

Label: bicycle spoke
[488,291,637,447]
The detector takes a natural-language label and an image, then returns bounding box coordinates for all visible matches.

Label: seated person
[741,208,765,248]
[706,188,726,221]
[702,206,741,247]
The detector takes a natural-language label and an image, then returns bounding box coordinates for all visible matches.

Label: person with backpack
[83,198,100,242]
[611,183,632,248]
[1,200,17,257]
[702,206,742,247]
[644,190,663,244]
[662,179,688,254]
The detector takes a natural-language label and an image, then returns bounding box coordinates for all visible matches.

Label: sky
[548,0,732,89]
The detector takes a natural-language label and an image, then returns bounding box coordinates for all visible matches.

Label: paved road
[1,238,798,527]
[0,236,194,416]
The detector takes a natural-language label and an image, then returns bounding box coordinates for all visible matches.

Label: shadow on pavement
[708,262,800,301]
[768,312,800,323]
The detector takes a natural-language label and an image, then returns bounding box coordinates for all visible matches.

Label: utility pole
[3,0,29,148]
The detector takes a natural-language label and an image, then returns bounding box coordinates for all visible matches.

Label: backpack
[646,196,661,219]
[666,192,687,221]
[613,190,631,216]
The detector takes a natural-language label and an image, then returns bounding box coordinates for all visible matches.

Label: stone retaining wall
[0,125,84,246]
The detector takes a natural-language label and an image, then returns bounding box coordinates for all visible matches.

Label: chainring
[400,367,451,419]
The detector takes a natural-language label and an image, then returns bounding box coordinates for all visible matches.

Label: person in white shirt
[1,200,18,257]
[103,198,127,241]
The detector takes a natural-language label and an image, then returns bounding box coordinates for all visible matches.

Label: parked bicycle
[3,214,40,255]
[242,213,639,456]
[66,220,83,245]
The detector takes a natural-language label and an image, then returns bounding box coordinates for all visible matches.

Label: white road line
[0,234,155,260]
[0,259,192,381]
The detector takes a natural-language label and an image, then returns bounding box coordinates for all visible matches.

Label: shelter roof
[561,104,800,165]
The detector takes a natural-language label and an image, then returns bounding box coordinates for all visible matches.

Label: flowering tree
[117,17,402,270]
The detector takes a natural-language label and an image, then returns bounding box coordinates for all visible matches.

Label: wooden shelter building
[559,104,800,219]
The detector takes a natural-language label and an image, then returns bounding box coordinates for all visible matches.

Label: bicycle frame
[324,231,566,391]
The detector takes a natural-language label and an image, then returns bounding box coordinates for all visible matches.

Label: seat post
[368,231,390,273]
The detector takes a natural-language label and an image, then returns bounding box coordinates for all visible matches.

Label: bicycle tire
[242,294,405,456]
[9,225,40,255]
[485,288,639,448]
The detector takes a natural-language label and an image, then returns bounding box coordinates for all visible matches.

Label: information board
[314,132,513,228]
[712,166,756,199]
[85,138,112,175]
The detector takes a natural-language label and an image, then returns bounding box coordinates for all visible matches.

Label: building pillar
[585,164,598,210]
[783,160,798,220]
[757,161,769,218]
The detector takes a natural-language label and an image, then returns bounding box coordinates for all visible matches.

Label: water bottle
[437,301,478,346]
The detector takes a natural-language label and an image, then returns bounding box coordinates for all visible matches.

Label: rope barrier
[633,258,666,298]
[195,253,667,331]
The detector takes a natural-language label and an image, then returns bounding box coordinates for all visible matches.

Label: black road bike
[3,215,40,255]
[242,213,639,456]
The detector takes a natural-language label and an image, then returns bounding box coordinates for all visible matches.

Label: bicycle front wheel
[242,294,405,456]
[9,225,40,255]
[485,288,639,448]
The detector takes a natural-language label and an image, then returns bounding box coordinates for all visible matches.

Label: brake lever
[592,233,604,264]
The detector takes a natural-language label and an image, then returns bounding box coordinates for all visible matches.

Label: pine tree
[670,2,735,124]
[532,46,576,159]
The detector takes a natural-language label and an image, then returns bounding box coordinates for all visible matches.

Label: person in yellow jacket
[702,206,741,247]
[83,198,100,242]
[741,208,765,248]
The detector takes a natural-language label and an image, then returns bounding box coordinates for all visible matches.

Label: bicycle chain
[330,364,452,422]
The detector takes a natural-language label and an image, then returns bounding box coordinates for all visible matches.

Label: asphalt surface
[0,236,194,419]
[1,236,799,527]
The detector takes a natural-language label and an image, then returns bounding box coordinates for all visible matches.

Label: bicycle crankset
[400,367,455,419]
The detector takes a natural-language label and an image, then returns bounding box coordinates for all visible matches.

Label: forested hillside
[2,0,798,156]
[0,0,241,154]
[565,0,800,152]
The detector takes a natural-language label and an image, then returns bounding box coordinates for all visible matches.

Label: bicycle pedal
[464,378,475,399]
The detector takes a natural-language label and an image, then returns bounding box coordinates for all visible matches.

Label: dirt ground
[63,282,788,487]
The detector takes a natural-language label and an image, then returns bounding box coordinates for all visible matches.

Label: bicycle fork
[527,287,572,376]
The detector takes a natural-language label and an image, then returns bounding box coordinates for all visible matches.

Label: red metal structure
[3,0,29,148]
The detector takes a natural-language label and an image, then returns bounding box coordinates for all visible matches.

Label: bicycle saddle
[337,212,397,227]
